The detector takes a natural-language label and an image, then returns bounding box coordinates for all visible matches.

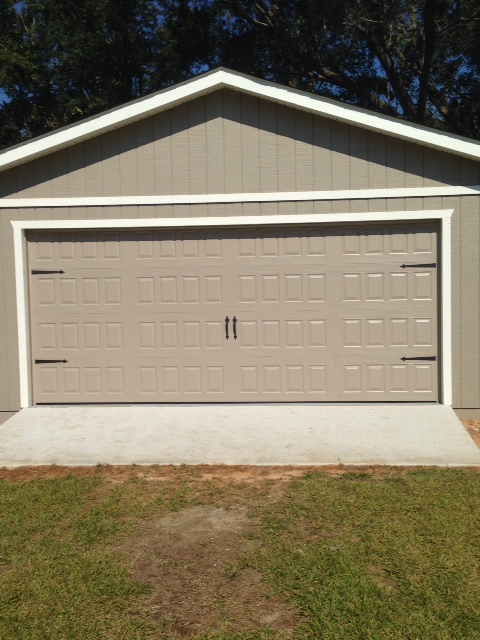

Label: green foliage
[207,0,480,136]
[1,0,480,148]
[0,0,213,147]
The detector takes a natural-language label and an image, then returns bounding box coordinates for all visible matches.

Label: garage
[27,221,438,404]
[4,67,480,415]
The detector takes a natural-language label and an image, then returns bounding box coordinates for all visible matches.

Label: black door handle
[31,270,65,275]
[225,316,230,340]
[400,263,436,269]
[233,316,237,340]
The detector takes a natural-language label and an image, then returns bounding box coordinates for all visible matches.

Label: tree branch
[416,0,437,124]
[357,21,418,120]
[310,66,397,115]
[436,9,480,37]
[224,0,399,116]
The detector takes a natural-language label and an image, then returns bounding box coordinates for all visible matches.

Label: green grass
[0,469,480,639]
[253,469,480,639]
[0,476,152,639]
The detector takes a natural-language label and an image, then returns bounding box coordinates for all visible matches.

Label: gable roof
[1,67,480,172]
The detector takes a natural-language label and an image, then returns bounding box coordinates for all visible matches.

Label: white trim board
[1,67,480,173]
[2,185,480,209]
[13,209,453,408]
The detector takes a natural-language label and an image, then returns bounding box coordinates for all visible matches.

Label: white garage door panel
[28,224,438,403]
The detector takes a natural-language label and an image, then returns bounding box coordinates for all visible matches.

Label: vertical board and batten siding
[0,87,479,410]
[1,89,480,199]
[458,195,480,407]
[1,196,480,410]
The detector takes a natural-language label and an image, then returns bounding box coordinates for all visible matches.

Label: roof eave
[1,67,480,173]
[0,71,230,172]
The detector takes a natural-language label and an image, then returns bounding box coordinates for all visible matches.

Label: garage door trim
[12,208,453,407]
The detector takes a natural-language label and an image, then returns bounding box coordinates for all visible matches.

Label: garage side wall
[0,196,479,411]
[1,89,480,199]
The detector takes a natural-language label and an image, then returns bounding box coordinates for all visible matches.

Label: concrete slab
[1,404,479,468]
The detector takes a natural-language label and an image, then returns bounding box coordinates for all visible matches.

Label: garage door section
[27,223,438,403]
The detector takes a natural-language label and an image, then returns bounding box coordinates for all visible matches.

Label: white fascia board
[1,68,480,172]
[1,185,479,209]
[0,72,226,172]
[224,72,480,161]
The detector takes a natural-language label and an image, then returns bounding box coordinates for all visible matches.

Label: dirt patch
[156,505,248,538]
[462,420,480,448]
[119,505,299,638]
[367,566,398,593]
[1,461,480,484]
[0,464,315,483]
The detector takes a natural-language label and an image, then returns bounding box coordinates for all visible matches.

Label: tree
[0,0,212,148]
[206,0,480,137]
[1,0,480,149]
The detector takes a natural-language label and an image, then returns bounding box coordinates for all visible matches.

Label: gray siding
[0,196,479,411]
[0,412,17,425]
[1,89,480,199]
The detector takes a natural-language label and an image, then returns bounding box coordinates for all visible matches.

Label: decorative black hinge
[400,263,436,269]
[31,270,65,275]
[401,356,436,361]
[34,359,68,364]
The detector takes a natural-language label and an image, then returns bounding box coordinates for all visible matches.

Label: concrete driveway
[1,404,480,467]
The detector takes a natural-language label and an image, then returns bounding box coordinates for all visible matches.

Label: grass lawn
[0,466,480,639]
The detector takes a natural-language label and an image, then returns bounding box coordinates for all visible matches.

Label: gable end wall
[1,90,479,199]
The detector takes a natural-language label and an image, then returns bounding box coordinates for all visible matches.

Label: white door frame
[12,208,453,408]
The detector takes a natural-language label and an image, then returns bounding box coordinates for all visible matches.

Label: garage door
[27,223,438,403]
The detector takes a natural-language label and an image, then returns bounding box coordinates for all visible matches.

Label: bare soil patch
[118,505,299,638]
[0,464,313,483]
[463,420,480,448]
[1,460,479,484]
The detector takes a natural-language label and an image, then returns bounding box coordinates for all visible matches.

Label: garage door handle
[35,359,68,364]
[401,356,436,361]
[225,316,230,340]
[31,270,65,275]
[233,316,237,340]
[400,263,436,268]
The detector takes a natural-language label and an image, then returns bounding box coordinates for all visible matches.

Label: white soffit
[1,67,480,172]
